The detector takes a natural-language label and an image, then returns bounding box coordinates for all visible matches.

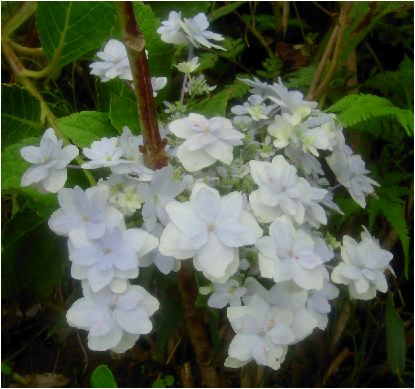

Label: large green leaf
[96,78,135,113]
[386,293,406,376]
[57,111,118,148]
[109,95,140,134]
[1,84,42,149]
[91,365,118,388]
[133,2,174,77]
[37,2,116,67]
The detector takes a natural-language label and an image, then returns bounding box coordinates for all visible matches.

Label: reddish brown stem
[178,261,220,387]
[116,2,167,170]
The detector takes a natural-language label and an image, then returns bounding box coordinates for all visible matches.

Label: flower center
[207,223,216,232]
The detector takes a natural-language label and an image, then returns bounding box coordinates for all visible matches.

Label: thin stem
[234,11,275,59]
[5,37,44,56]
[180,46,195,103]
[292,2,306,42]
[2,39,96,187]
[2,1,37,37]
[312,1,335,17]
[307,25,339,100]
[314,2,352,99]
[116,1,167,170]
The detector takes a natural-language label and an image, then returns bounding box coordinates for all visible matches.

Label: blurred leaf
[37,2,116,67]
[152,378,166,388]
[386,293,406,376]
[1,84,42,149]
[57,111,118,147]
[191,90,230,117]
[197,53,219,72]
[209,1,245,22]
[164,375,175,387]
[133,2,174,77]
[91,364,118,388]
[109,95,140,134]
[1,361,12,375]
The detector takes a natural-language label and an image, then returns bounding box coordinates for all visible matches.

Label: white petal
[176,144,216,172]
[114,307,152,334]
[88,324,123,351]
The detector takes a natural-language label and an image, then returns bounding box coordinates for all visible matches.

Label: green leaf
[1,84,42,149]
[152,378,166,388]
[164,375,175,387]
[1,138,37,191]
[37,2,116,67]
[1,362,12,376]
[57,111,118,148]
[133,2,174,77]
[109,95,140,134]
[209,1,245,22]
[386,293,406,376]
[96,78,135,113]
[327,94,414,135]
[286,64,317,89]
[91,364,118,388]
[191,90,230,117]
[197,53,219,72]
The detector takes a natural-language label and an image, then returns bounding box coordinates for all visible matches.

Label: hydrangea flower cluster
[20,11,394,370]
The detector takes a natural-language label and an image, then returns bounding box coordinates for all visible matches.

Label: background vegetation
[1,1,413,387]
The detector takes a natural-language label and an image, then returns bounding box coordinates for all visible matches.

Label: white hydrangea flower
[157,11,189,45]
[97,174,142,216]
[176,56,200,73]
[327,145,379,208]
[256,216,327,290]
[157,11,225,50]
[267,112,302,149]
[138,166,187,231]
[244,277,318,341]
[231,95,275,122]
[249,155,327,224]
[90,39,132,82]
[306,279,339,330]
[20,128,79,193]
[225,295,295,370]
[140,223,181,275]
[169,113,244,172]
[240,77,317,118]
[68,225,158,293]
[200,279,247,309]
[82,137,123,169]
[331,227,393,300]
[182,13,226,50]
[159,184,262,283]
[67,283,159,352]
[151,76,167,97]
[48,185,124,239]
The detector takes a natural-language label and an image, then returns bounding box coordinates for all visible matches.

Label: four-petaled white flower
[159,184,262,283]
[256,216,326,290]
[48,186,124,239]
[225,295,295,370]
[68,226,158,293]
[20,128,79,193]
[169,113,244,172]
[331,227,393,300]
[82,137,123,169]
[200,279,247,309]
[90,39,132,82]
[327,145,379,208]
[157,11,189,45]
[67,283,159,352]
